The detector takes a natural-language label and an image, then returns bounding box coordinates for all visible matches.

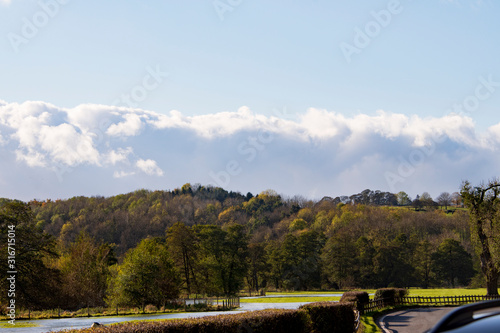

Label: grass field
[0,322,40,328]
[407,288,487,297]
[240,296,342,303]
[241,288,488,304]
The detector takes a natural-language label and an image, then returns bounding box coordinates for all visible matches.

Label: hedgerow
[59,303,358,333]
[340,291,370,313]
[375,288,408,306]
[60,308,309,333]
[299,302,355,333]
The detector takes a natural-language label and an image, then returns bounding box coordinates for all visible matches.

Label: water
[1,295,336,333]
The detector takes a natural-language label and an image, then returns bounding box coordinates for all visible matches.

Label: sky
[0,0,499,201]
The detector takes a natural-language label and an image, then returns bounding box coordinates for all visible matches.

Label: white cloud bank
[0,100,499,201]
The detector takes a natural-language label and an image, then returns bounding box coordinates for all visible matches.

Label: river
[1,294,343,333]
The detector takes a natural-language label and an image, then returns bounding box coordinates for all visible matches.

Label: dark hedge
[340,291,370,313]
[59,309,309,333]
[374,288,409,306]
[299,302,355,333]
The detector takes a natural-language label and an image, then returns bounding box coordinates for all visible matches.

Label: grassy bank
[0,321,40,328]
[240,296,342,303]
[0,304,235,321]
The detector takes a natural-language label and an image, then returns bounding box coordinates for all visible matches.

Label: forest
[0,184,481,311]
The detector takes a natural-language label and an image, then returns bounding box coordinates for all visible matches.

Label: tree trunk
[486,270,499,296]
[477,217,499,296]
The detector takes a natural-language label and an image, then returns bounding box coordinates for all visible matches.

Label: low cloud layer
[0,100,499,201]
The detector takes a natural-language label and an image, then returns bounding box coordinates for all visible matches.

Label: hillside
[0,184,477,310]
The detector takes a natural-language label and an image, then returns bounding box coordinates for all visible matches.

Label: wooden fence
[172,297,240,309]
[363,294,500,312]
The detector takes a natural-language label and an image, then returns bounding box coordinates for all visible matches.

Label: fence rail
[363,294,500,312]
[171,297,240,309]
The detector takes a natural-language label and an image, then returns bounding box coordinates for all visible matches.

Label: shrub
[299,302,355,333]
[239,309,308,333]
[340,291,369,313]
[144,304,158,312]
[374,288,408,306]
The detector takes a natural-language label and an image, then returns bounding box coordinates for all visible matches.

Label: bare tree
[436,192,452,210]
[451,192,462,207]
[461,179,500,295]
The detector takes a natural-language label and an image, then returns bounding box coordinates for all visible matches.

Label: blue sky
[1,0,500,201]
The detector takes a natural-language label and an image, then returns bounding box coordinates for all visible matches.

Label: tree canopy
[0,184,489,310]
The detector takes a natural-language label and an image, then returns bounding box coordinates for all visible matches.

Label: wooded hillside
[0,184,479,311]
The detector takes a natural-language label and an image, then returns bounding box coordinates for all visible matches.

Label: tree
[266,240,285,290]
[412,195,423,211]
[322,230,357,289]
[420,192,436,209]
[436,192,452,210]
[166,223,200,295]
[373,234,415,288]
[355,236,375,288]
[195,224,248,295]
[0,200,61,310]
[289,218,308,232]
[396,191,411,206]
[413,240,434,289]
[451,192,462,207]
[246,243,269,293]
[59,232,116,308]
[431,239,475,287]
[282,230,324,290]
[461,179,500,295]
[109,237,180,310]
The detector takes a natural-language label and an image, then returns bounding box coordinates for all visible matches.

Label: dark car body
[426,299,500,333]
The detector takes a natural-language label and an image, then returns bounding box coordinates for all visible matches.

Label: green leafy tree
[322,230,357,289]
[355,236,375,287]
[246,242,269,293]
[195,224,248,295]
[59,232,116,308]
[373,234,415,288]
[266,240,285,289]
[295,230,324,289]
[0,200,61,310]
[396,191,411,206]
[413,240,434,289]
[108,237,180,310]
[431,238,475,287]
[166,222,200,295]
[461,179,500,295]
[289,218,308,232]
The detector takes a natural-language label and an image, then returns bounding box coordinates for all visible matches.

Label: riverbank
[0,303,237,322]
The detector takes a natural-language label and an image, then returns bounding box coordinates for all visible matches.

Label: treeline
[0,184,477,312]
